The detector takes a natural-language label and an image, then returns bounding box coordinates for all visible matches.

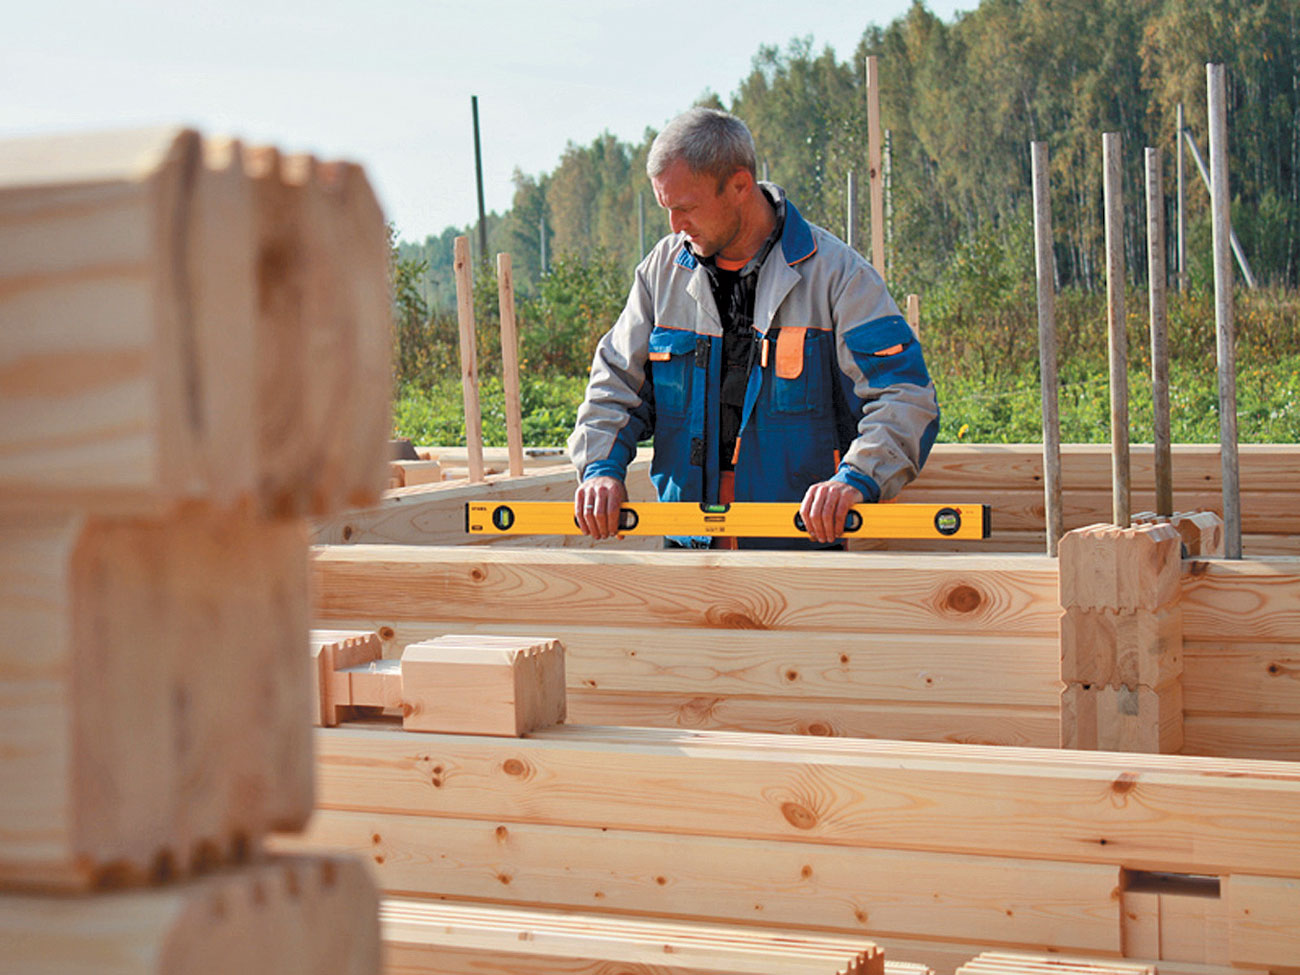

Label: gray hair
[646,108,756,189]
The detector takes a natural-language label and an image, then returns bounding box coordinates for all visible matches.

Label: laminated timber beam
[380,898,883,975]
[313,723,1300,879]
[0,128,390,517]
[311,461,656,546]
[311,547,1062,637]
[287,807,1124,953]
[0,856,378,975]
[0,508,312,891]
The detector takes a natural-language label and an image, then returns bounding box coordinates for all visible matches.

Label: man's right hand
[574,476,628,540]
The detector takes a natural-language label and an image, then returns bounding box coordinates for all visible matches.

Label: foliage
[393,374,588,446]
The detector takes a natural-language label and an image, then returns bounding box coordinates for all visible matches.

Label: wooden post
[497,253,525,478]
[1102,132,1130,527]
[846,169,857,250]
[1207,63,1242,559]
[1031,142,1064,557]
[453,236,485,483]
[1175,103,1187,293]
[865,56,886,276]
[1145,147,1173,517]
[905,293,921,337]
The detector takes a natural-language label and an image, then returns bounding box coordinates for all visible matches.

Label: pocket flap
[648,326,699,361]
[775,325,808,379]
[843,316,914,356]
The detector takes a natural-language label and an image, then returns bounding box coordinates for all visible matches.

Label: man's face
[651,158,744,259]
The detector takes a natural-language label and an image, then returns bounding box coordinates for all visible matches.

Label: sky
[1,0,970,243]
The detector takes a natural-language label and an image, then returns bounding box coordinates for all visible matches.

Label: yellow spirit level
[465,501,990,540]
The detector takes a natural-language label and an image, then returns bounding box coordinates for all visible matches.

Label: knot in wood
[781,801,818,830]
[1110,772,1140,806]
[502,758,529,778]
[705,608,768,629]
[944,584,983,614]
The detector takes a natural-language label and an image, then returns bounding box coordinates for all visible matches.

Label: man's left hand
[799,480,864,545]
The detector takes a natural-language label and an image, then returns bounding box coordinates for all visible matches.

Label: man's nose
[669,211,689,235]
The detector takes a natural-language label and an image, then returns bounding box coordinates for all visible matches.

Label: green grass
[393,351,1300,448]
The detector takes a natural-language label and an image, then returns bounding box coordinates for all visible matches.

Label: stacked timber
[380,898,885,974]
[312,545,1064,746]
[0,127,383,973]
[289,721,1300,971]
[955,955,1154,975]
[1058,523,1184,752]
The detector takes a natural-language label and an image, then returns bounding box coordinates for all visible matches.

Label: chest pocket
[647,326,701,418]
[770,326,831,415]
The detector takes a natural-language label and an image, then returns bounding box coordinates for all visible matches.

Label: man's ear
[725,167,753,198]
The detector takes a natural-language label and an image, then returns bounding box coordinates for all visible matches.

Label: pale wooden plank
[314,723,1300,877]
[381,898,883,974]
[0,855,378,975]
[0,508,311,891]
[1182,641,1300,714]
[401,636,565,736]
[281,808,1122,951]
[567,690,1059,747]
[1181,714,1300,762]
[0,127,389,517]
[1181,557,1300,643]
[320,619,1061,707]
[1226,874,1300,965]
[311,548,1062,636]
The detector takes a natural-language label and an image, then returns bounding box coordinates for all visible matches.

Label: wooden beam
[0,128,389,517]
[310,461,655,546]
[284,808,1122,952]
[311,547,1063,637]
[0,855,378,974]
[1181,557,1300,642]
[496,253,525,478]
[401,636,565,736]
[380,898,884,975]
[323,620,1060,707]
[1226,874,1300,964]
[0,508,311,891]
[453,235,484,483]
[314,723,1300,877]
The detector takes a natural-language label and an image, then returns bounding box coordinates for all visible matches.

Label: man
[568,107,939,549]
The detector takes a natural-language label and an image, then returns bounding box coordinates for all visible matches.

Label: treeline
[399,0,1298,315]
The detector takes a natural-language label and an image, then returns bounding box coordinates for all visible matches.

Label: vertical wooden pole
[1207,63,1242,558]
[846,170,857,250]
[884,128,894,258]
[1175,103,1187,293]
[453,236,484,482]
[1031,142,1064,557]
[1103,132,1130,528]
[866,55,886,276]
[905,293,921,337]
[1145,147,1173,517]
[496,253,525,478]
[471,96,488,268]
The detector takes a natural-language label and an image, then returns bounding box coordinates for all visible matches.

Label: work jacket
[567,185,939,547]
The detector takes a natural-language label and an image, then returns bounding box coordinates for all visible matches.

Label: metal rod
[1146,147,1173,517]
[472,96,488,267]
[539,215,547,275]
[1207,63,1243,558]
[846,170,857,250]
[1031,141,1064,555]
[1176,103,1187,293]
[453,236,485,482]
[497,252,525,478]
[637,190,645,257]
[884,128,893,262]
[1180,126,1258,288]
[1103,131,1130,527]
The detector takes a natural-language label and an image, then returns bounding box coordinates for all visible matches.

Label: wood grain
[311,548,1062,636]
[1181,557,1300,642]
[0,855,378,975]
[320,619,1060,707]
[314,723,1300,877]
[381,898,883,975]
[283,808,1121,951]
[0,508,311,891]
